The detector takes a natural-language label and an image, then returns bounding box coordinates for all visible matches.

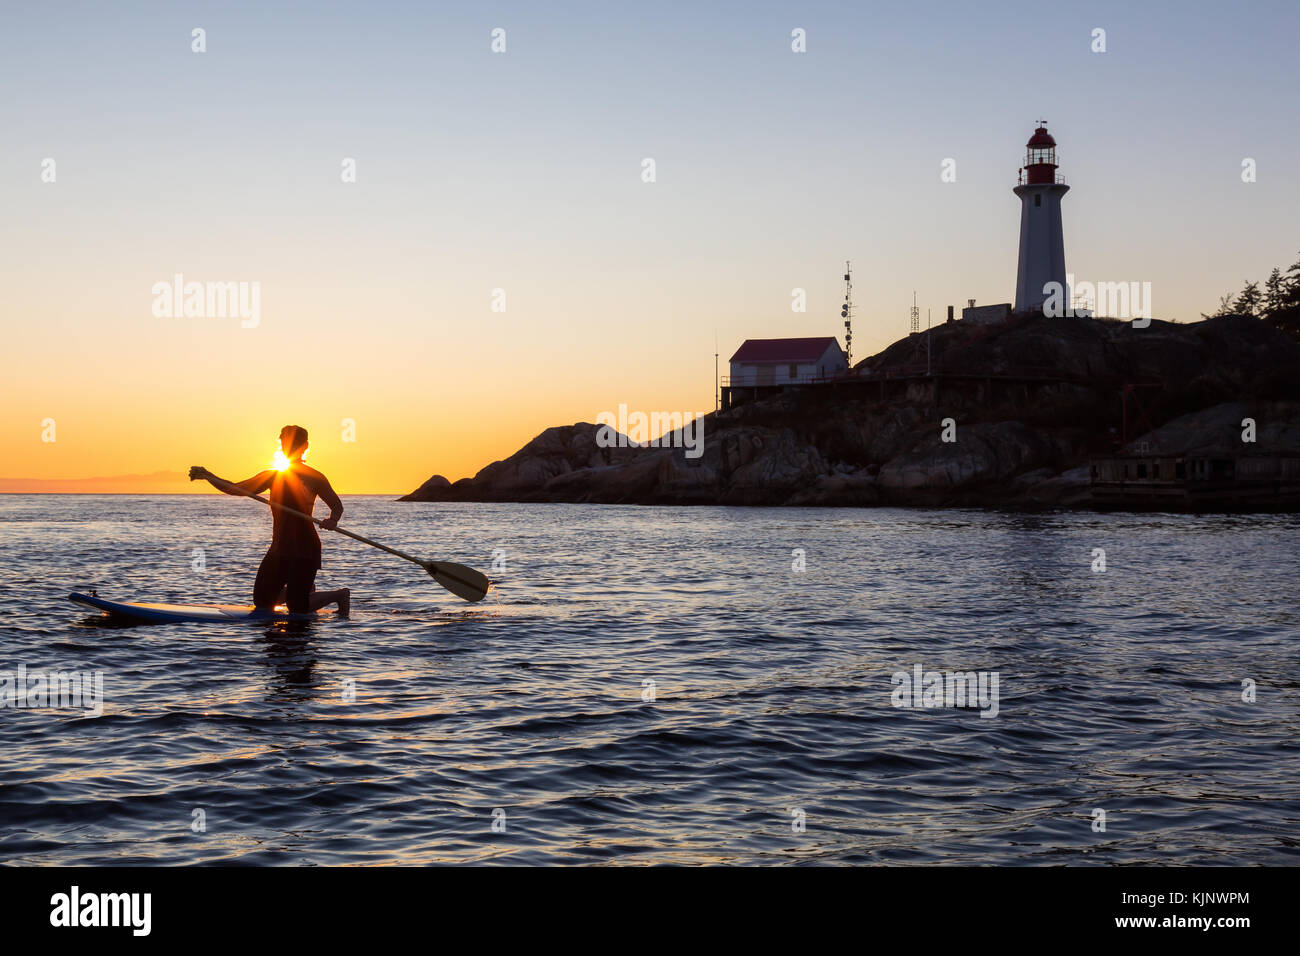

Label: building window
[788,364,798,379]
[1035,194,1042,207]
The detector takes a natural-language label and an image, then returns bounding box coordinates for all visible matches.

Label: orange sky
[0,266,724,493]
[0,291,718,494]
[4,4,1298,494]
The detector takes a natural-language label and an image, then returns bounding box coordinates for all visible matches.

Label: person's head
[280,425,309,461]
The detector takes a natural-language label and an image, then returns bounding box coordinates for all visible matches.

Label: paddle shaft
[191,469,488,601]
[245,489,426,568]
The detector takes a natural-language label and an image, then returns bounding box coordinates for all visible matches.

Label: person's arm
[312,475,344,531]
[189,466,274,497]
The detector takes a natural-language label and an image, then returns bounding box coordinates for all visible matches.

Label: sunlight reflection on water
[1,496,1298,864]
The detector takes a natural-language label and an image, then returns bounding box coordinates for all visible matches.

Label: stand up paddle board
[69,592,332,624]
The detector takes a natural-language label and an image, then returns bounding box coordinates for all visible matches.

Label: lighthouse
[1013,123,1069,314]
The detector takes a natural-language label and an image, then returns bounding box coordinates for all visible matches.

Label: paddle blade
[425,560,491,603]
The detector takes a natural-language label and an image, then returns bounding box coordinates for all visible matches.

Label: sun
[271,448,292,471]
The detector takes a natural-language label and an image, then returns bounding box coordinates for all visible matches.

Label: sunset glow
[2,3,1297,495]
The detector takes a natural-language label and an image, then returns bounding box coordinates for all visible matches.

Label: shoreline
[401,314,1300,513]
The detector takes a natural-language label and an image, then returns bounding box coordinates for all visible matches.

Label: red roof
[730,336,842,364]
[1026,125,1056,147]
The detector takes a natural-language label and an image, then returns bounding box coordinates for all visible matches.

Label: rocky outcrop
[1118,401,1300,457]
[877,421,1057,495]
[405,474,451,499]
[400,314,1300,508]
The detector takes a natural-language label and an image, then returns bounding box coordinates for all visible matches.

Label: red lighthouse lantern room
[1020,123,1061,185]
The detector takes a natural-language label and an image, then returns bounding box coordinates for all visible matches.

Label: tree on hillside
[1268,252,1300,338]
[1264,268,1286,314]
[1285,252,1300,305]
[1233,281,1263,317]
[1202,251,1300,339]
[1202,292,1236,319]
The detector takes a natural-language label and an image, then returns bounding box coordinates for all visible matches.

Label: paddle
[192,474,491,603]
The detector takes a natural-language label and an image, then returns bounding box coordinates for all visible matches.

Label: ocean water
[0,494,1297,866]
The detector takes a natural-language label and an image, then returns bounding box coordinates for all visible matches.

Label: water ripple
[1,497,1298,864]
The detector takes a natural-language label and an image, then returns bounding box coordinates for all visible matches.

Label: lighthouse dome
[1021,124,1061,184]
[1026,126,1056,147]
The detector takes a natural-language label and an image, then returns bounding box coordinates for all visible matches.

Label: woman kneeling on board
[189,425,350,616]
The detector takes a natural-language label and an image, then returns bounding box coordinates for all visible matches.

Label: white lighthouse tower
[1013,122,1069,314]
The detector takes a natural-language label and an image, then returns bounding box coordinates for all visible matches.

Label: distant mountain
[0,470,191,494]
[400,314,1300,509]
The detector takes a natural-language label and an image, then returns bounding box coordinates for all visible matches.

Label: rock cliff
[400,315,1300,508]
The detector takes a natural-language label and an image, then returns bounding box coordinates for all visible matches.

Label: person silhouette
[190,425,350,616]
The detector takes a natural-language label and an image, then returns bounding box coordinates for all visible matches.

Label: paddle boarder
[189,425,350,616]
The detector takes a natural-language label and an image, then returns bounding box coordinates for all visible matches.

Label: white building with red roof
[727,336,848,388]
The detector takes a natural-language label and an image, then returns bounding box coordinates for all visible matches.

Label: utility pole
[926,308,932,375]
[841,261,854,368]
[714,332,719,413]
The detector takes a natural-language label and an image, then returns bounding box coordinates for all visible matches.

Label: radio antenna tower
[841,261,854,367]
[910,291,919,334]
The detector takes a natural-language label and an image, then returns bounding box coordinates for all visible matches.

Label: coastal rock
[1018,466,1092,507]
[401,423,646,502]
[788,470,880,506]
[722,428,831,503]
[655,453,720,501]
[471,423,626,495]
[401,314,1300,509]
[1124,401,1300,456]
[542,449,668,502]
[400,474,450,501]
[877,421,1054,495]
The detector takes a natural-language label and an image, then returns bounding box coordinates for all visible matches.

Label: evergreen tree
[1202,292,1236,319]
[1286,252,1300,307]
[1201,251,1300,339]
[1263,268,1285,316]
[1266,252,1300,338]
[1233,281,1263,316]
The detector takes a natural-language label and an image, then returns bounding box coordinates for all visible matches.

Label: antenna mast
[910,291,919,334]
[841,261,853,367]
[714,332,719,413]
